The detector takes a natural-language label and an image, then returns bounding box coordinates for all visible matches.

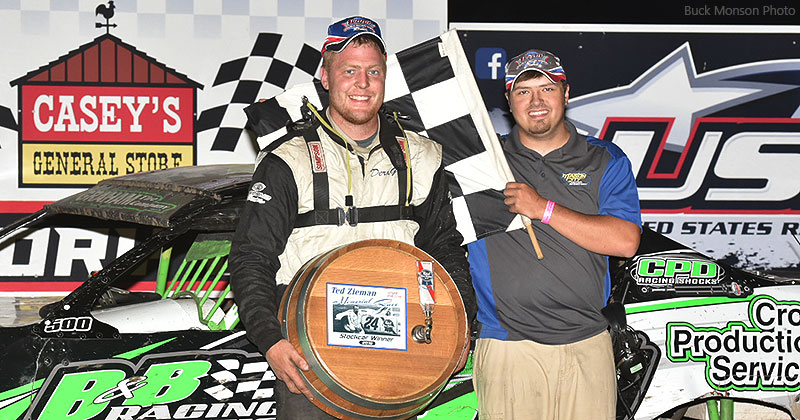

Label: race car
[0,164,798,420]
[607,228,800,420]
[0,164,474,420]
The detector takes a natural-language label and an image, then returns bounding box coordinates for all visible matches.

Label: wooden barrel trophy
[279,239,469,419]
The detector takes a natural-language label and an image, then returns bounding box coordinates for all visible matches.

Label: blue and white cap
[321,16,386,55]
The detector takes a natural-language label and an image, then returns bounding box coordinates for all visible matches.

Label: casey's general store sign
[11,34,201,186]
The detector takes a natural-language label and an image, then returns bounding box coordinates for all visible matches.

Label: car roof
[43,164,254,227]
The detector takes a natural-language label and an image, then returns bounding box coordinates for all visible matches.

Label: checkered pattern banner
[204,358,275,401]
[244,30,523,244]
[196,32,321,152]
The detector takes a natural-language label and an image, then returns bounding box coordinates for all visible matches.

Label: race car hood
[43,164,254,228]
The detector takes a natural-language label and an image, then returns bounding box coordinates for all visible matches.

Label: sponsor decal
[21,143,191,185]
[561,171,590,186]
[510,50,554,71]
[341,17,378,34]
[327,283,407,350]
[628,251,748,297]
[19,351,275,420]
[247,182,272,204]
[74,189,177,213]
[396,136,408,161]
[632,256,724,287]
[667,295,800,391]
[307,141,326,173]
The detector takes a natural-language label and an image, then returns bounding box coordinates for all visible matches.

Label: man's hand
[266,339,314,400]
[505,182,641,257]
[504,182,547,220]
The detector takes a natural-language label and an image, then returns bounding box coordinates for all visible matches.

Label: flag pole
[524,219,544,259]
[440,30,544,259]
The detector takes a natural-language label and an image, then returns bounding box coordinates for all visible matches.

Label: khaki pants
[473,331,616,420]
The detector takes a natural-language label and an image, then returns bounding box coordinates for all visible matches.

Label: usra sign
[667,295,800,392]
[603,118,800,211]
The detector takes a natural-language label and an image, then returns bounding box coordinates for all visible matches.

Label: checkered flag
[244,30,524,244]
[197,33,321,152]
[204,358,276,401]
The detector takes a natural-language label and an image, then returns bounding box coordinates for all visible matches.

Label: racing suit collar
[325,108,380,157]
[318,107,409,172]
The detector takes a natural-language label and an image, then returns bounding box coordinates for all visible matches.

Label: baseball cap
[505,49,567,91]
[321,16,386,55]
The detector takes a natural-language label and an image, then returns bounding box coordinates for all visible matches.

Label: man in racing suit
[229,16,476,420]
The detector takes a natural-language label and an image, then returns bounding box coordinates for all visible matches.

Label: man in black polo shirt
[468,49,642,419]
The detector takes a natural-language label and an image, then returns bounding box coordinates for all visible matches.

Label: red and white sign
[21,85,193,143]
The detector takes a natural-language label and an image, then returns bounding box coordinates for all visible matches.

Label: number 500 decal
[43,316,93,333]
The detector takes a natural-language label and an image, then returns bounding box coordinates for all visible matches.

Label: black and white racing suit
[230,109,476,356]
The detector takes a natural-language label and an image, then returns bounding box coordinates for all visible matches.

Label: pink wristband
[541,200,555,224]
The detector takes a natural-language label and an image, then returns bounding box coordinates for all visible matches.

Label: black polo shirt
[467,120,641,345]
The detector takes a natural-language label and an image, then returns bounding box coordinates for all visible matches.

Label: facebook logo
[475,48,506,80]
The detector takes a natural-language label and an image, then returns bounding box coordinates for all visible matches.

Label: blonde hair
[322,36,386,72]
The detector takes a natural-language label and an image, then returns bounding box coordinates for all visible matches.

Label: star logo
[567,42,799,151]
